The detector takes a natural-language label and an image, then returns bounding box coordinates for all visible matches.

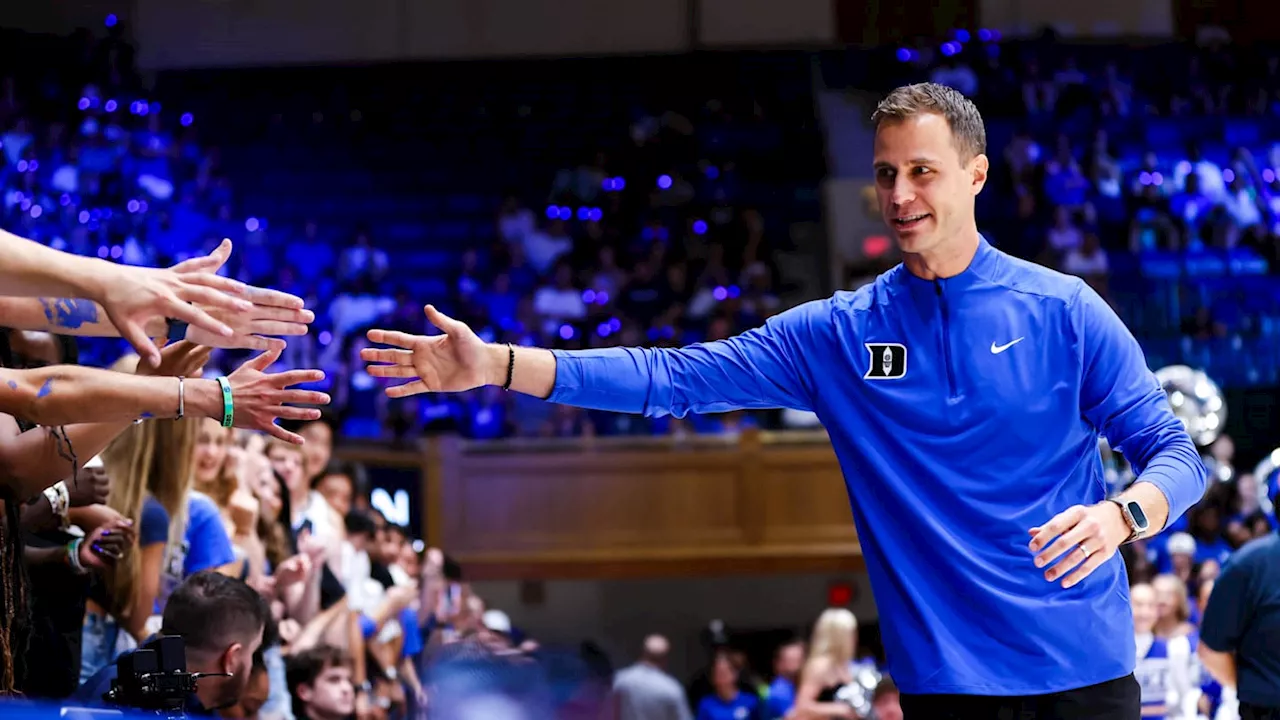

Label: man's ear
[220,642,244,675]
[970,154,990,195]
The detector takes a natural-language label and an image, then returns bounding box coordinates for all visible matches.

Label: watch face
[1127,501,1150,530]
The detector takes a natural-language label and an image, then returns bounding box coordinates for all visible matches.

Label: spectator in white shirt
[523,219,573,275]
[534,261,588,336]
[1223,177,1263,234]
[1047,206,1085,257]
[1173,145,1227,202]
[1063,232,1110,301]
[497,195,536,245]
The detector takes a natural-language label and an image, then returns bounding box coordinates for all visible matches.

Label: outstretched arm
[0,343,327,439]
[364,302,826,417]
[0,239,312,351]
[0,232,307,365]
[0,343,211,500]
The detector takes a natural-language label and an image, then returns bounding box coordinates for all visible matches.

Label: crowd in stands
[1,16,1279,720]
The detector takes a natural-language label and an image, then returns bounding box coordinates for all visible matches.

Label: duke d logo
[864,343,907,380]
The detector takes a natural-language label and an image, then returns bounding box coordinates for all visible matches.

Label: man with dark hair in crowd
[287,646,356,720]
[764,638,805,719]
[314,460,365,518]
[74,570,270,714]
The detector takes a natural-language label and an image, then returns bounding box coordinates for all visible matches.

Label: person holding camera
[73,570,270,715]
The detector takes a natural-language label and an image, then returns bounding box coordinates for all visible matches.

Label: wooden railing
[337,429,861,580]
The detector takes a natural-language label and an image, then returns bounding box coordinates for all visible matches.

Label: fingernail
[124,519,134,526]
[1034,558,1044,568]
[92,544,102,553]
[102,530,110,537]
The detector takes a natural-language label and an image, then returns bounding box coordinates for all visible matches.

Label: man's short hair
[871,82,986,160]
[160,571,269,656]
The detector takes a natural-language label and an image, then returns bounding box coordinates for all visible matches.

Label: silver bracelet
[177,376,186,420]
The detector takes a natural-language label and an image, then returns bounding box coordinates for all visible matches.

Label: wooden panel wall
[341,430,862,580]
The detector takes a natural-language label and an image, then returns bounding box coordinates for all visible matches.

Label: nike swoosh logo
[991,337,1025,354]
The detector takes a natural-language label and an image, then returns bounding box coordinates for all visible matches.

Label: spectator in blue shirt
[366,82,1206,718]
[1199,492,1280,719]
[764,639,804,719]
[697,653,762,720]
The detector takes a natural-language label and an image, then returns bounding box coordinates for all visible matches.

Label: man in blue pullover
[364,83,1207,719]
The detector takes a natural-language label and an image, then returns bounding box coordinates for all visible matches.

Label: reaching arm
[0,342,327,443]
[0,229,112,300]
[0,297,120,338]
[365,302,827,416]
[543,302,825,416]
[0,364,209,427]
[0,241,313,351]
[0,232,312,365]
[1074,282,1207,532]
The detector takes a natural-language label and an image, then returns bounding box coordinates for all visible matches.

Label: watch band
[166,319,189,344]
[1108,498,1141,544]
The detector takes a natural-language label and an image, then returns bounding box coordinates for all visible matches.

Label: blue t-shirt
[547,237,1208,695]
[696,691,760,720]
[400,606,423,659]
[764,677,795,719]
[139,496,170,547]
[1200,533,1280,708]
[156,493,236,614]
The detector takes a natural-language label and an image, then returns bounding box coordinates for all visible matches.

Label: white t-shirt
[499,208,536,243]
[1063,249,1109,276]
[534,286,587,324]
[1048,226,1084,253]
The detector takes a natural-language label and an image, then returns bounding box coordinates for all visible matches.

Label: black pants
[900,674,1140,720]
[1242,703,1280,720]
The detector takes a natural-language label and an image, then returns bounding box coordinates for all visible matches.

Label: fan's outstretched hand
[363,305,492,398]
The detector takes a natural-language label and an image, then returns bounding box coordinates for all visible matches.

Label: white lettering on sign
[371,488,410,527]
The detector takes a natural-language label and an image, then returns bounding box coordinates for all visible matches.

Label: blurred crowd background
[0,1,1277,719]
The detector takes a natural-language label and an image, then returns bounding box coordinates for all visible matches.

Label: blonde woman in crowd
[792,608,861,719]
[80,346,228,680]
[1153,574,1197,640]
[1131,582,1196,719]
[191,418,268,583]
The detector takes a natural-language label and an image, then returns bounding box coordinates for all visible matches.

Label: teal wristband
[216,376,234,428]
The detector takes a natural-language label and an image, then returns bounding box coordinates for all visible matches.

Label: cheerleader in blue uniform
[1132,582,1196,718]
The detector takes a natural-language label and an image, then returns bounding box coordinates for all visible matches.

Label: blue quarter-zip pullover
[547,237,1207,695]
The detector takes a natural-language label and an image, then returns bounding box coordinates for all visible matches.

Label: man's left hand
[1028,502,1131,588]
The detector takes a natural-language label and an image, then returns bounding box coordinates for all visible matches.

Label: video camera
[101,636,226,718]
